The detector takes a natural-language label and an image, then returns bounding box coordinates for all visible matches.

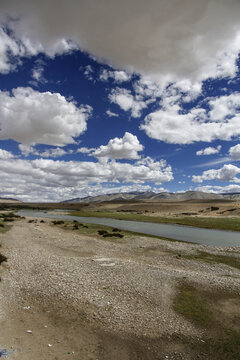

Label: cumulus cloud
[39,148,70,158]
[196,145,222,156]
[1,0,240,82]
[141,93,240,144]
[18,144,35,156]
[195,184,240,194]
[91,132,143,160]
[77,147,94,154]
[192,164,240,183]
[0,156,173,201]
[109,88,147,118]
[99,69,131,83]
[19,144,72,158]
[229,144,240,161]
[0,87,92,146]
[209,93,240,122]
[0,149,14,160]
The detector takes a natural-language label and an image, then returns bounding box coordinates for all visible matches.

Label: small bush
[0,253,7,264]
[52,220,64,225]
[98,230,108,236]
[103,233,124,238]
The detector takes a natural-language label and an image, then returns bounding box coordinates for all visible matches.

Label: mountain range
[62,191,240,203]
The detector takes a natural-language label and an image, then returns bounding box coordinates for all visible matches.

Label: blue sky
[0,0,240,201]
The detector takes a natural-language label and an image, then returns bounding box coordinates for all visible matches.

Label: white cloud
[0,24,77,74]
[109,88,147,118]
[192,164,240,183]
[18,144,35,156]
[91,132,143,160]
[141,92,240,144]
[39,147,69,158]
[77,147,94,154]
[106,110,119,118]
[0,26,24,73]
[0,156,173,201]
[19,144,72,158]
[84,65,94,81]
[99,69,131,83]
[0,87,92,146]
[1,0,240,82]
[195,184,240,194]
[30,59,47,86]
[0,149,14,160]
[229,144,240,161]
[196,145,222,156]
[209,93,240,122]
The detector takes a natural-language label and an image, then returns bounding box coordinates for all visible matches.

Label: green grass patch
[70,210,240,232]
[173,283,240,359]
[0,222,5,233]
[183,251,240,271]
[173,283,214,328]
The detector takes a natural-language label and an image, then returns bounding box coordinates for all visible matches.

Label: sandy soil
[0,218,240,359]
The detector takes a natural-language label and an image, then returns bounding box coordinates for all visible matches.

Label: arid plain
[0,198,240,359]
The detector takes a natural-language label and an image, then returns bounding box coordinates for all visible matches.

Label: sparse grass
[173,283,240,359]
[173,283,214,327]
[0,222,5,233]
[183,251,240,271]
[70,210,240,232]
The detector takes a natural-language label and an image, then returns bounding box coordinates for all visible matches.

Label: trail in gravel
[0,218,239,359]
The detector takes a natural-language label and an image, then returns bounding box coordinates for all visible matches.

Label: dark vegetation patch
[52,220,64,225]
[173,283,240,359]
[0,212,21,223]
[0,212,21,232]
[0,253,7,264]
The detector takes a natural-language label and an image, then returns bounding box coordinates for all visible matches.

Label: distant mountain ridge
[62,190,240,203]
[0,197,21,203]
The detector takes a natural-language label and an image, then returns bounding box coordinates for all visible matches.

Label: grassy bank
[50,219,183,243]
[0,212,22,233]
[70,210,240,232]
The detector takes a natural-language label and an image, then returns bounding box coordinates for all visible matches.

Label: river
[16,209,240,247]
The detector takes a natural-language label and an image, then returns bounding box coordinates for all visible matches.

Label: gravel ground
[0,218,240,359]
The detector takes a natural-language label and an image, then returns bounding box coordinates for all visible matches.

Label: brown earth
[0,218,240,359]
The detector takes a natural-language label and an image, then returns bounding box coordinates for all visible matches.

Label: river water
[16,209,240,247]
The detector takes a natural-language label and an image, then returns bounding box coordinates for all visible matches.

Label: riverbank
[0,217,240,359]
[70,210,240,232]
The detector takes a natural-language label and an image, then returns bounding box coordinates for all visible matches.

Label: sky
[0,0,240,202]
